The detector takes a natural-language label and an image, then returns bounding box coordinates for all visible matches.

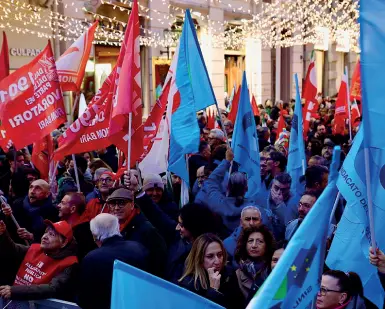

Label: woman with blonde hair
[179,233,243,308]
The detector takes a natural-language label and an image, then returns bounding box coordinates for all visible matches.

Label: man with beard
[322,138,335,166]
[285,191,319,241]
[11,180,58,242]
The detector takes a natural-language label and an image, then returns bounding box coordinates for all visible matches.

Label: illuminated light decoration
[2,0,359,50]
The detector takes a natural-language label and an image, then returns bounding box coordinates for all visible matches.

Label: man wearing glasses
[83,170,115,221]
[107,188,167,278]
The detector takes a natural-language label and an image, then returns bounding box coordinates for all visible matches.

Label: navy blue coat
[77,235,148,309]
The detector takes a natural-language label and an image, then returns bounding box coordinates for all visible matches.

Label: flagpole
[329,192,341,226]
[127,112,133,174]
[70,91,81,193]
[364,147,377,250]
[345,66,353,142]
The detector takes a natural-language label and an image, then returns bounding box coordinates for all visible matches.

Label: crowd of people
[0,97,384,309]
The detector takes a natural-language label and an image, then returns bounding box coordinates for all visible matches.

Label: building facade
[2,0,359,116]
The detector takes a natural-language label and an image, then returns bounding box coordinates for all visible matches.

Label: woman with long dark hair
[234,225,276,305]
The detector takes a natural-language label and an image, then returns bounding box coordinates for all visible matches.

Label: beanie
[143,173,164,191]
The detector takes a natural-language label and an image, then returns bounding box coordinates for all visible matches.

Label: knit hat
[143,174,164,191]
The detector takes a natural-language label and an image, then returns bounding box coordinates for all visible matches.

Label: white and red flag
[333,69,349,135]
[56,22,98,92]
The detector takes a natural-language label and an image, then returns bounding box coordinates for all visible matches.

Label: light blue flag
[287,74,306,193]
[326,126,385,307]
[111,260,224,309]
[247,147,340,309]
[169,9,216,185]
[232,72,261,197]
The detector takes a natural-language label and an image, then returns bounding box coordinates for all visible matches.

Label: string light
[3,0,359,50]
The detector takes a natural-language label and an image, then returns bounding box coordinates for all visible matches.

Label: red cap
[44,220,73,242]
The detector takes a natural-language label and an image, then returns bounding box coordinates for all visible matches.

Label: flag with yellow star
[247,147,340,309]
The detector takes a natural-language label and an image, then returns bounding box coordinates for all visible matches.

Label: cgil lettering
[8,89,62,128]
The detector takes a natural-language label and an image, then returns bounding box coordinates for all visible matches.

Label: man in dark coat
[107,188,167,278]
[77,214,148,309]
[11,179,58,243]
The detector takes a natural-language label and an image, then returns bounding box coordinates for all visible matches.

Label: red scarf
[119,209,140,232]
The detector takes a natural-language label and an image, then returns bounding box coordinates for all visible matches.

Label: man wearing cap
[322,138,335,166]
[83,170,116,221]
[143,174,178,221]
[0,219,78,300]
[107,188,167,278]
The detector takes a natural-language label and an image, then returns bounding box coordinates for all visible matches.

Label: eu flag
[326,126,385,307]
[232,72,261,196]
[168,9,217,185]
[247,147,340,309]
[111,260,224,309]
[287,74,306,193]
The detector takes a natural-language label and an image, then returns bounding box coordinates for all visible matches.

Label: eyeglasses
[99,178,113,184]
[319,287,342,296]
[108,200,131,209]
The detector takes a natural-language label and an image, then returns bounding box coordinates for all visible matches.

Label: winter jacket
[157,195,179,222]
[179,266,244,309]
[72,220,97,261]
[77,235,149,309]
[0,232,78,301]
[83,189,108,221]
[195,160,273,233]
[11,196,58,242]
[121,212,167,278]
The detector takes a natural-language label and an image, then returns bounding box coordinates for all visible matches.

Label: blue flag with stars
[232,71,261,196]
[246,147,340,309]
[287,74,306,193]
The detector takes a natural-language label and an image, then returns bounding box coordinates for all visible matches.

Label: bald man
[9,179,58,243]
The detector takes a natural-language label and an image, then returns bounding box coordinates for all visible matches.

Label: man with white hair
[223,206,264,267]
[208,128,225,150]
[78,213,149,309]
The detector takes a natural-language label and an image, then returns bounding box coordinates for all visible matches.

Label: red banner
[350,60,361,102]
[32,134,53,181]
[251,94,260,116]
[0,126,11,150]
[56,22,98,92]
[228,85,241,124]
[53,69,115,161]
[0,42,66,149]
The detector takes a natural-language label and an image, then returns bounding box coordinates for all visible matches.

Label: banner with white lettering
[0,42,66,149]
[56,22,98,92]
[53,69,115,161]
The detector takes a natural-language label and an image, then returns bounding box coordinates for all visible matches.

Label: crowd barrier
[0,298,80,309]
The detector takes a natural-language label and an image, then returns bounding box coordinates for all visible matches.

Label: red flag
[351,99,361,128]
[53,69,115,161]
[333,71,349,135]
[0,127,11,151]
[302,52,318,138]
[0,32,9,81]
[251,94,260,116]
[276,112,286,138]
[109,0,142,136]
[0,42,66,149]
[350,60,361,103]
[228,85,241,123]
[206,108,214,129]
[32,134,53,181]
[56,22,98,92]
